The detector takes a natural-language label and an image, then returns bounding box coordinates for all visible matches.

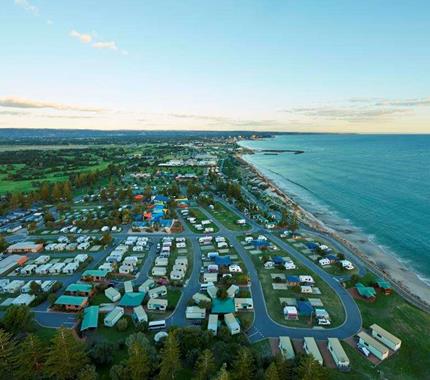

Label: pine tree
[158,332,181,380]
[0,329,17,378]
[264,362,279,380]
[63,181,73,202]
[231,347,255,380]
[45,328,88,380]
[52,183,62,202]
[127,340,151,380]
[1,304,34,334]
[297,355,326,380]
[195,349,216,380]
[16,334,46,380]
[77,364,98,380]
[39,183,50,202]
[215,364,230,380]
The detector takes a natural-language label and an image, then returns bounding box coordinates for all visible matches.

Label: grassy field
[181,208,219,234]
[205,202,250,231]
[243,238,345,327]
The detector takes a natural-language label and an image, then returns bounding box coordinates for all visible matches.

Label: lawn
[244,240,345,327]
[182,208,219,234]
[204,202,250,231]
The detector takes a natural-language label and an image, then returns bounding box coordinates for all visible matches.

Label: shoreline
[237,151,430,312]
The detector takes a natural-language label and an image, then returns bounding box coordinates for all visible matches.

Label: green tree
[16,334,46,380]
[158,332,181,380]
[215,364,230,380]
[0,329,17,378]
[264,362,279,380]
[1,305,34,334]
[100,232,113,246]
[52,183,62,202]
[63,181,73,202]
[296,354,326,380]
[45,328,88,380]
[195,349,216,380]
[127,341,151,380]
[0,234,8,252]
[77,364,98,380]
[232,347,255,380]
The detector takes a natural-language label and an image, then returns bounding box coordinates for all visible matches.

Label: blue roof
[326,254,337,261]
[297,300,313,316]
[252,239,269,247]
[273,256,285,264]
[287,275,300,283]
[214,256,232,266]
[159,219,173,227]
[306,242,319,250]
[154,195,169,202]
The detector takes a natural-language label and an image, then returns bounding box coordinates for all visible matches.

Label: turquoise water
[240,134,430,282]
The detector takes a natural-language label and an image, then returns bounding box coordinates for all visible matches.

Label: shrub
[116,318,128,332]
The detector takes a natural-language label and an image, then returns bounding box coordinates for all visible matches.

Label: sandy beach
[238,153,430,312]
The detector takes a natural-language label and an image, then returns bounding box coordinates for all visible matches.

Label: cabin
[105,287,121,302]
[55,295,88,312]
[152,266,167,277]
[208,314,218,335]
[124,281,134,293]
[357,331,390,360]
[81,306,99,332]
[303,337,323,365]
[327,338,350,369]
[370,324,401,351]
[138,279,155,293]
[279,336,295,360]
[193,292,211,305]
[65,283,94,297]
[227,284,239,298]
[374,279,393,295]
[119,292,145,308]
[148,285,167,299]
[147,298,168,311]
[7,241,43,254]
[186,306,206,319]
[224,313,240,335]
[104,307,124,327]
[283,306,299,320]
[203,272,218,283]
[355,283,377,301]
[133,305,148,324]
[234,298,254,311]
[81,269,109,282]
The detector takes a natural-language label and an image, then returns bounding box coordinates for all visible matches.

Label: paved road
[2,198,364,341]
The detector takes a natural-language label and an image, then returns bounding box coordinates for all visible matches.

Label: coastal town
[0,132,428,380]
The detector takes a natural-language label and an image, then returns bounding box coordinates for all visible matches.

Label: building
[370,324,401,351]
[226,284,239,298]
[203,272,218,283]
[4,280,25,293]
[0,255,28,276]
[81,269,109,282]
[186,306,206,319]
[234,298,254,311]
[170,270,185,281]
[147,298,168,311]
[104,306,124,327]
[138,279,155,293]
[357,331,389,360]
[327,338,350,369]
[132,305,148,324]
[193,292,211,305]
[148,285,167,299]
[119,292,145,308]
[81,306,99,332]
[303,337,323,365]
[355,283,377,301]
[124,281,134,293]
[283,306,299,320]
[152,266,167,277]
[374,279,393,295]
[65,283,94,297]
[6,241,43,254]
[55,295,88,312]
[224,313,240,335]
[211,298,235,314]
[208,314,218,335]
[12,293,36,306]
[105,287,121,302]
[279,336,295,360]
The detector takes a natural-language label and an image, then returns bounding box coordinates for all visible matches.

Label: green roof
[55,295,88,306]
[66,283,93,293]
[211,298,235,314]
[119,292,145,307]
[376,279,392,289]
[81,306,99,331]
[355,284,376,298]
[82,269,108,278]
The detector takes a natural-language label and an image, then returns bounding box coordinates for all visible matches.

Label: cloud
[169,113,285,128]
[69,30,92,44]
[282,106,409,122]
[92,41,118,50]
[14,0,38,15]
[349,97,430,107]
[0,97,103,112]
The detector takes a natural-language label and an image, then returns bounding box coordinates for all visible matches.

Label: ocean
[239,134,430,284]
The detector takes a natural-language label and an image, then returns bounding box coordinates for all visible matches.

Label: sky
[1,0,430,133]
